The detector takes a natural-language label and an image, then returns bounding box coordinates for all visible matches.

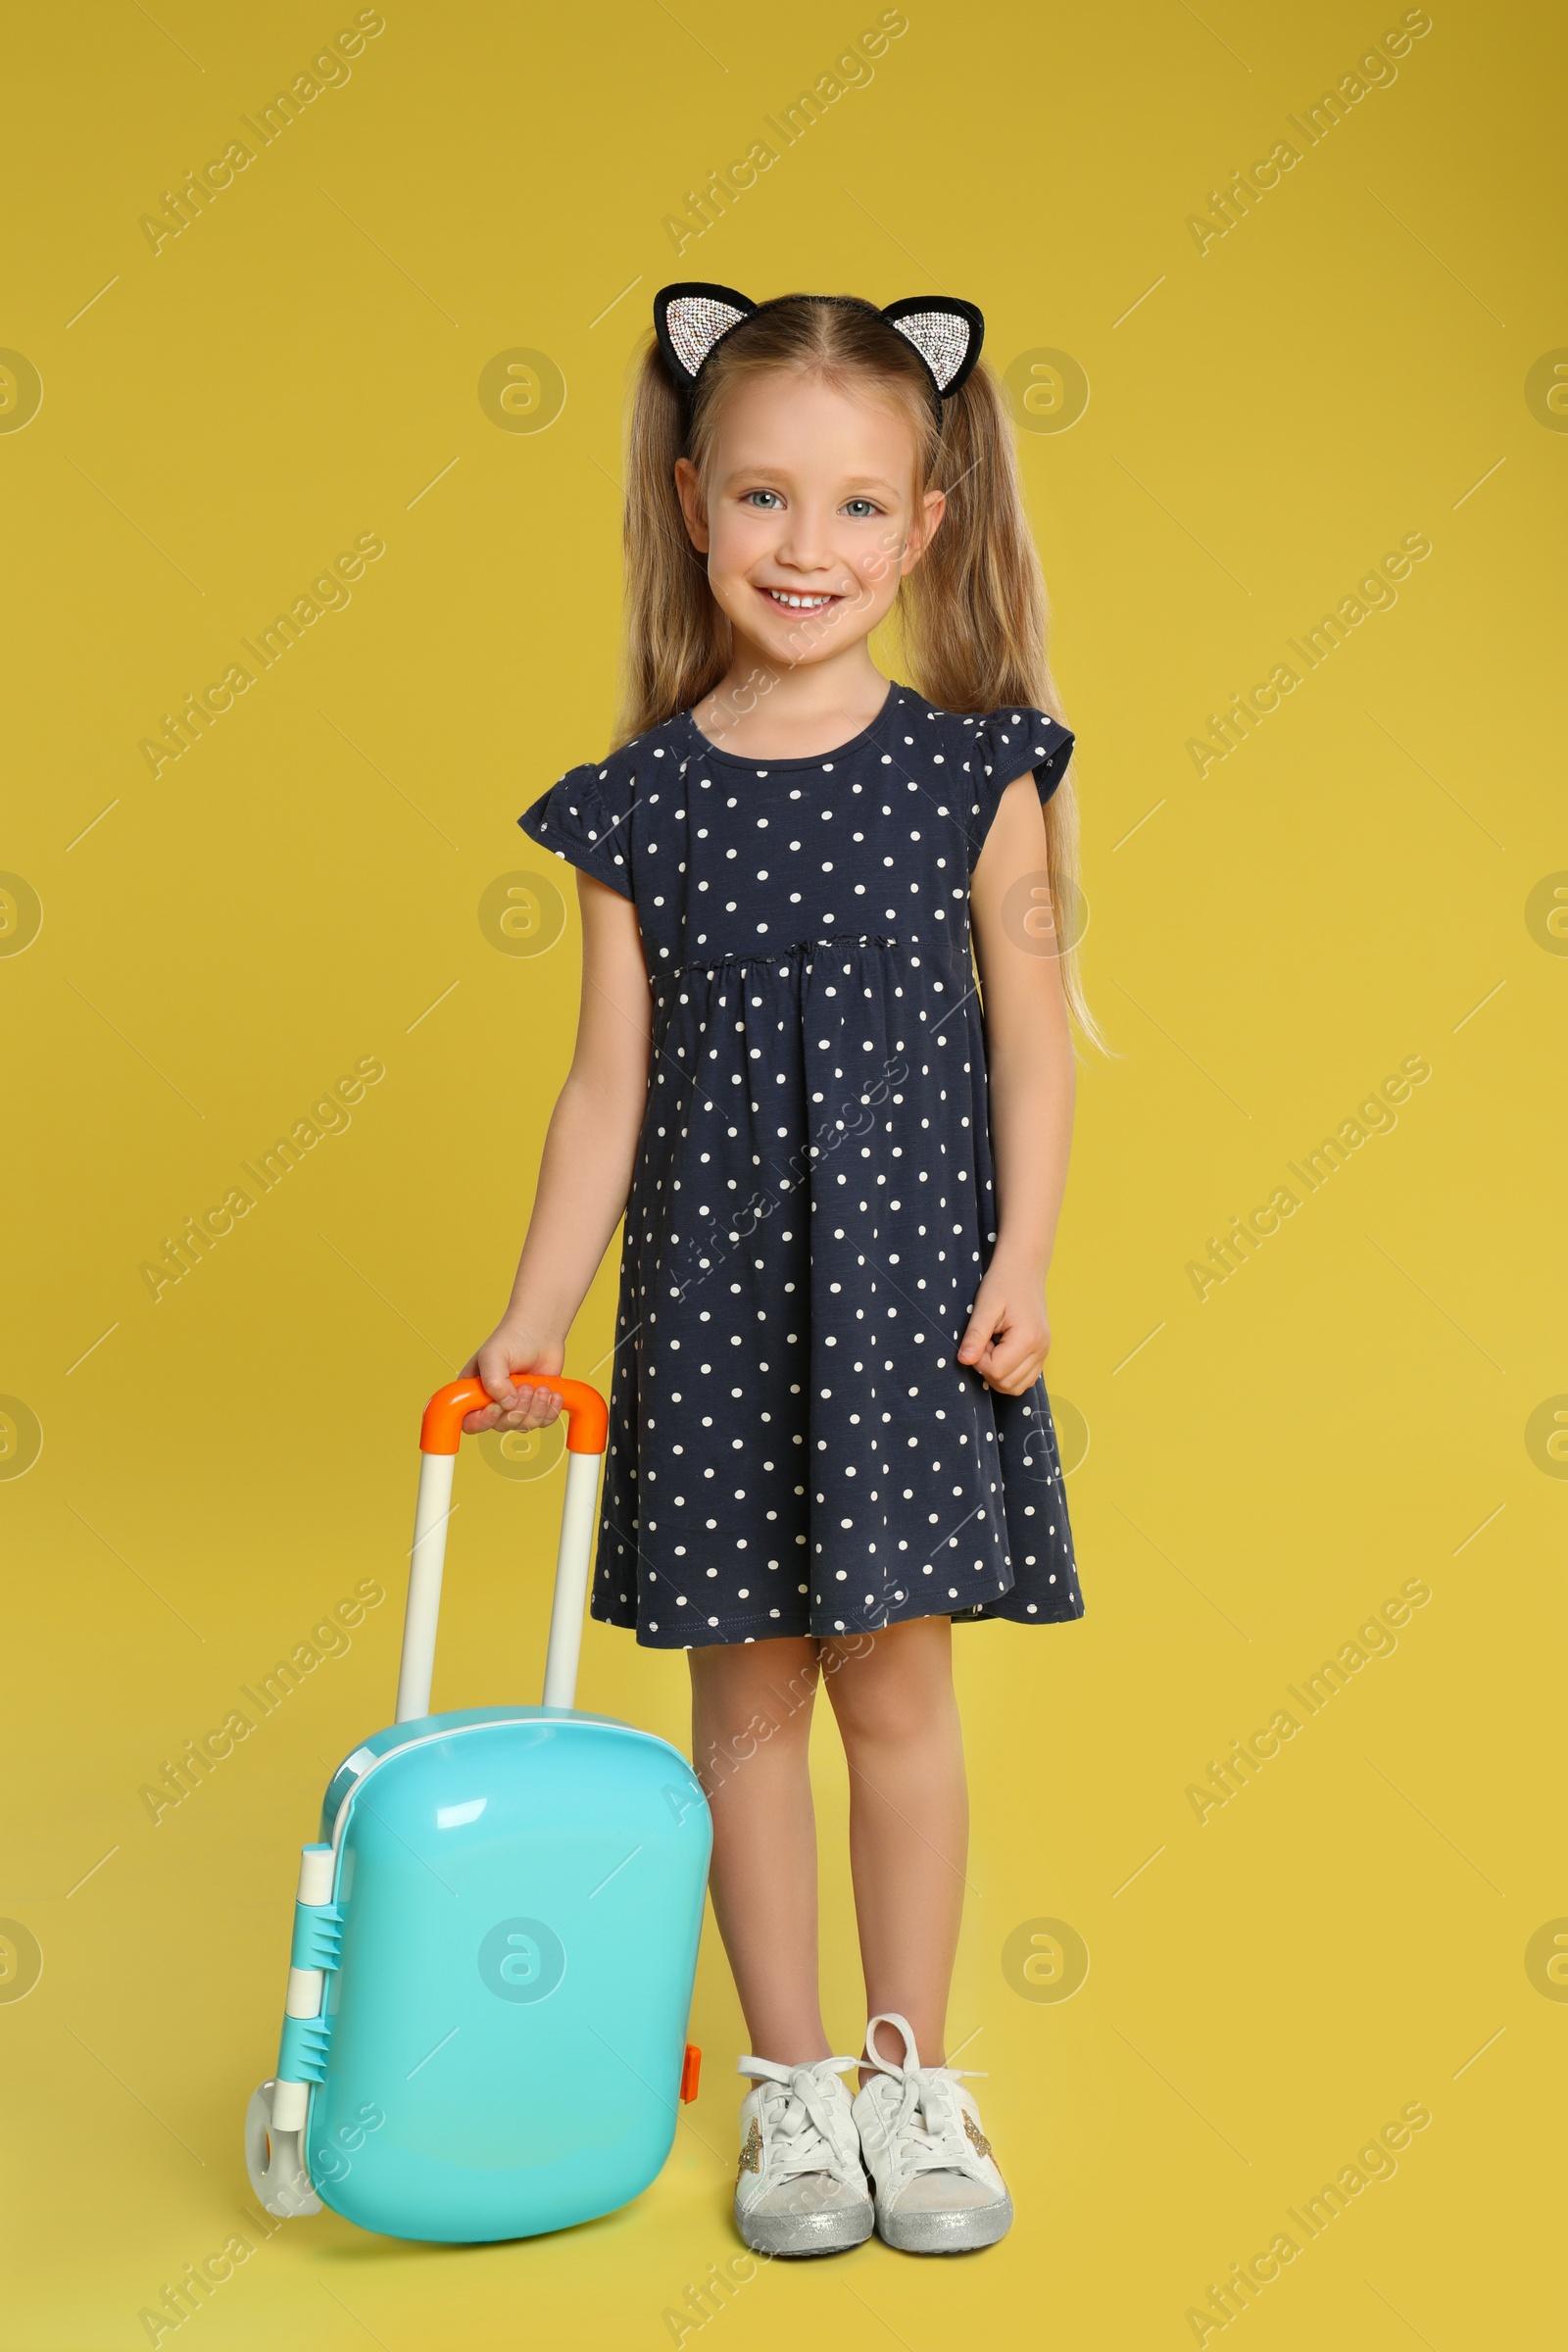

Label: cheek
[852,532,907,602]
[871,499,922,580]
[706,506,771,577]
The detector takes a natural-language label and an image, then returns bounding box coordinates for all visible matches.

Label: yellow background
[3,1,1563,2343]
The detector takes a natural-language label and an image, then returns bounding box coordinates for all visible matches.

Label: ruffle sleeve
[518,759,634,899]
[961,706,1075,868]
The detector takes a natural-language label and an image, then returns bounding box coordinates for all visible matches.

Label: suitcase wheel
[244,2080,321,2219]
[680,2043,702,2103]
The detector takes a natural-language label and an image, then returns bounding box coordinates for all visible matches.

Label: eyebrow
[717,468,904,497]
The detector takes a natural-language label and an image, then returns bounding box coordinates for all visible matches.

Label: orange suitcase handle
[419,1374,609,1457]
[397,1373,611,1721]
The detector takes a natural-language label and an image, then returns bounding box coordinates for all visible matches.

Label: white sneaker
[851,2013,1012,2253]
[733,2054,874,2256]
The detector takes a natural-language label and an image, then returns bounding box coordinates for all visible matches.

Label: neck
[696,630,890,760]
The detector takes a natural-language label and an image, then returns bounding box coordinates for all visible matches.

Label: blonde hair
[614,294,1102,1047]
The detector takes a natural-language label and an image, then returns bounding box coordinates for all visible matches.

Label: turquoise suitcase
[243,1375,711,2243]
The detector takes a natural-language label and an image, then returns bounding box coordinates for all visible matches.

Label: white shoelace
[736,2055,860,2183]
[861,2012,991,2179]
[876,2069,983,2172]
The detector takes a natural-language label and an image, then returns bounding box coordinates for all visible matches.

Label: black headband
[653,283,985,416]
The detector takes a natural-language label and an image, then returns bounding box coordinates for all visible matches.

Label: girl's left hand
[956,1252,1052,1395]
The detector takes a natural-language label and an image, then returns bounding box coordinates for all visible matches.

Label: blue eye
[843,499,880,518]
[744,490,782,510]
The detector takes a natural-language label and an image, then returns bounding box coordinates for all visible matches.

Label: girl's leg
[688,1636,832,2064]
[820,1616,968,2068]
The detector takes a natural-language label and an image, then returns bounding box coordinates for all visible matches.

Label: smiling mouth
[759,587,843,612]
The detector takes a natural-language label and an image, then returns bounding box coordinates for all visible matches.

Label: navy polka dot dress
[518,684,1084,1650]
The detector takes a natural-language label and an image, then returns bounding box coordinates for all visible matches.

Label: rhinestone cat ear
[651,282,986,407]
[654,282,758,389]
[880,297,985,399]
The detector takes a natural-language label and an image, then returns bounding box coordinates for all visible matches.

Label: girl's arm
[460,872,652,1434]
[963,773,1077,1394]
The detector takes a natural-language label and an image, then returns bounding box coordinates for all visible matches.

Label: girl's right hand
[458,1325,567,1435]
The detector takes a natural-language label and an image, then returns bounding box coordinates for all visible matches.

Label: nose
[772,502,839,575]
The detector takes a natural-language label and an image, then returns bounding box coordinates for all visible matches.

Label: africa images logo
[477,1918,566,2005]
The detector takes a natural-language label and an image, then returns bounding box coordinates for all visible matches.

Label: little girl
[463,283,1092,2258]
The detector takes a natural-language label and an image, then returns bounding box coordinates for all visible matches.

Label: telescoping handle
[394,1375,610,1725]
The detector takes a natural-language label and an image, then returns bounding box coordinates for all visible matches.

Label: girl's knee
[823,1620,955,1745]
[690,1636,821,1742]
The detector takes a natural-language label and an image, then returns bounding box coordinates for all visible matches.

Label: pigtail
[613,346,731,746]
[902,362,1105,1053]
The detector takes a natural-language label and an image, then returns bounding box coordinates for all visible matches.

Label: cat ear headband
[653,282,985,415]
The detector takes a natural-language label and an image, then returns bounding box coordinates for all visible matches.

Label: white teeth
[766,590,835,609]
